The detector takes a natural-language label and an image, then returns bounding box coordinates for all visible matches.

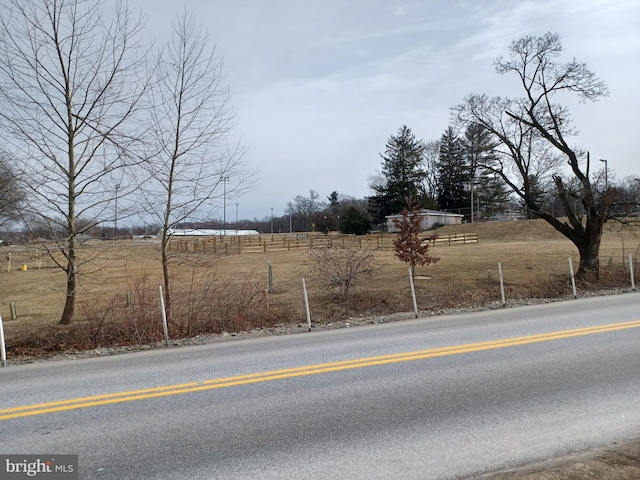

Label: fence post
[302,278,312,332]
[158,286,170,347]
[568,257,577,299]
[0,312,7,367]
[408,267,418,318]
[498,262,506,307]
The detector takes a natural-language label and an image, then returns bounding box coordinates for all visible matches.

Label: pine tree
[464,123,499,221]
[475,171,511,220]
[437,127,469,215]
[327,191,339,207]
[369,125,427,223]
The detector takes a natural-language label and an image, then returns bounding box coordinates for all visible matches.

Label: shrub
[308,247,377,298]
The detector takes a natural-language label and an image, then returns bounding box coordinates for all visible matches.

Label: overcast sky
[140,0,640,221]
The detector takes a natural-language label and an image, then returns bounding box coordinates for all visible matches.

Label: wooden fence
[426,232,479,247]
[167,232,478,254]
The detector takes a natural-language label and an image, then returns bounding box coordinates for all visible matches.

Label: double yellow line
[2,319,640,421]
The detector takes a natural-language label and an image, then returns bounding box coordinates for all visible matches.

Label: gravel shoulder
[471,436,640,480]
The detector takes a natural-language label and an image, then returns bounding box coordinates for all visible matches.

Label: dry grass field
[1,218,639,358]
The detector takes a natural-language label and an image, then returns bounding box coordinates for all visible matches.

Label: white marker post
[498,262,506,307]
[0,313,7,367]
[629,254,636,290]
[568,257,577,299]
[158,286,170,346]
[302,278,312,332]
[409,267,418,318]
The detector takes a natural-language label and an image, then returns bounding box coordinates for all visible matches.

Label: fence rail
[167,232,478,254]
[424,232,479,246]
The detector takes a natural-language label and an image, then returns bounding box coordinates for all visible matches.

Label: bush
[308,247,377,298]
[339,206,371,235]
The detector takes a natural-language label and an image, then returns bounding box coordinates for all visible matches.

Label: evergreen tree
[327,191,339,207]
[369,125,427,223]
[464,123,496,222]
[522,174,547,219]
[339,206,371,235]
[476,172,511,220]
[437,127,469,215]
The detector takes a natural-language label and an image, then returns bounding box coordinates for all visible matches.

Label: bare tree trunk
[577,231,602,276]
[161,230,172,325]
[60,257,77,325]
[526,199,608,278]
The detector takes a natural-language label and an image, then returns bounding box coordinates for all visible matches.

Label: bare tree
[141,11,254,323]
[419,139,440,207]
[0,151,26,227]
[454,33,611,276]
[0,0,149,324]
[286,190,326,231]
[611,176,640,216]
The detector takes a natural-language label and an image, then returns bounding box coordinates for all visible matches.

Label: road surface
[2,293,640,479]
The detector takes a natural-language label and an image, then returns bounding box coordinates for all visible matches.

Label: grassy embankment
[1,218,639,357]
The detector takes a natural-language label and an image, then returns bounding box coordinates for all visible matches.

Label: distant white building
[164,228,260,237]
[385,210,463,233]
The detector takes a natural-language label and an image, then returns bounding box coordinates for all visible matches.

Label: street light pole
[235,203,239,235]
[221,176,229,235]
[114,183,120,239]
[599,158,608,190]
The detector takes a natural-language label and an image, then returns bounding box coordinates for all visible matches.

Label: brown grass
[1,218,639,358]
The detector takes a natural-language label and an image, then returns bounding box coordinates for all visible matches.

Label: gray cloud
[141,0,640,220]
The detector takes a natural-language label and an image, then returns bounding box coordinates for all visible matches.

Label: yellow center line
[2,320,639,421]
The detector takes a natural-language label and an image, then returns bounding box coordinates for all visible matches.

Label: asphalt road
[2,293,640,479]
